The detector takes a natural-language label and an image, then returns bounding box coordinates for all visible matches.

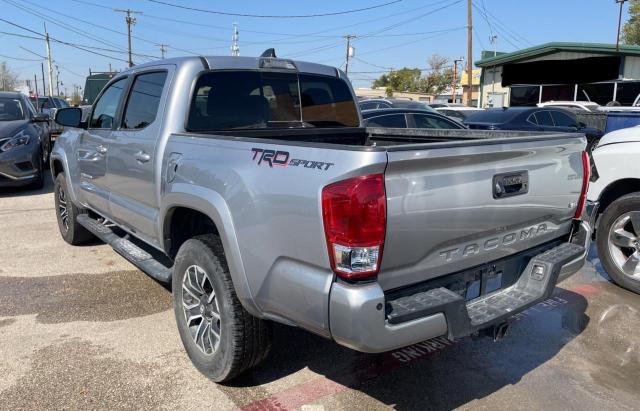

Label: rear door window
[122,71,167,129]
[365,114,407,128]
[550,111,577,127]
[534,110,554,126]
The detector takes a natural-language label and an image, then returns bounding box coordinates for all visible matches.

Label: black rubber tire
[597,192,640,294]
[172,234,272,382]
[29,148,45,190]
[54,172,94,245]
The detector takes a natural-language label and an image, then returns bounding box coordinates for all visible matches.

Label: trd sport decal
[251,148,334,171]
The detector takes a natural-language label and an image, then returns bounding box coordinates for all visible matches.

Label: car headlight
[0,130,30,152]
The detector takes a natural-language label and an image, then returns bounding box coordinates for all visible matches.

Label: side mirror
[32,113,49,122]
[55,107,82,128]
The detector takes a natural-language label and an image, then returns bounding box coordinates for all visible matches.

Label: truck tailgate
[380,135,586,291]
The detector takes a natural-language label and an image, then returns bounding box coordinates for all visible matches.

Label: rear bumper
[328,205,595,353]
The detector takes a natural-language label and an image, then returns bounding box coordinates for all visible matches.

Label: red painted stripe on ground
[238,283,602,411]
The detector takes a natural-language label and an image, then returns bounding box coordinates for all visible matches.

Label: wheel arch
[160,188,261,317]
[596,179,640,229]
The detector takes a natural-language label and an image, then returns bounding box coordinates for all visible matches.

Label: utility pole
[343,35,356,76]
[616,0,627,51]
[231,23,240,56]
[114,8,142,67]
[44,23,54,96]
[452,57,464,103]
[156,43,168,59]
[465,0,473,106]
[34,74,38,99]
[55,65,60,96]
[40,62,46,96]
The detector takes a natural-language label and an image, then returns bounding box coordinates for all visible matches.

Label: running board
[77,214,173,283]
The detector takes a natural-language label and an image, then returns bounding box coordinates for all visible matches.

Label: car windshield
[0,97,26,121]
[187,70,359,131]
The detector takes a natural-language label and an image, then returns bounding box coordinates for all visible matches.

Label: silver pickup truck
[51,53,595,382]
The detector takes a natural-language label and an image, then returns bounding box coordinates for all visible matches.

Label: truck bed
[201,127,573,149]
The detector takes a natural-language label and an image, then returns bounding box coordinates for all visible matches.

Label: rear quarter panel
[161,134,386,336]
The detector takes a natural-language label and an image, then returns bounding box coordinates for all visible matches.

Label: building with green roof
[474,42,640,108]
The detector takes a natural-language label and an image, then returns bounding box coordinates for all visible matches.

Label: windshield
[187,70,359,131]
[0,97,26,121]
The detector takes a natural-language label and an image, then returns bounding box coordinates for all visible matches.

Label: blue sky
[0,0,630,93]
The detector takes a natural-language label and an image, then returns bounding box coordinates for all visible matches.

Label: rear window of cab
[187,71,359,131]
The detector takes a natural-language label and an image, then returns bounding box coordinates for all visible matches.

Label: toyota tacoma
[51,52,594,382]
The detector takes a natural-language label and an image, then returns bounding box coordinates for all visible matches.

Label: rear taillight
[322,174,386,279]
[574,151,590,219]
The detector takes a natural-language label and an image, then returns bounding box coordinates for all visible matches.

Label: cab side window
[122,72,167,130]
[90,78,127,129]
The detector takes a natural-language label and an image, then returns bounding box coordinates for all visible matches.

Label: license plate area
[385,239,564,303]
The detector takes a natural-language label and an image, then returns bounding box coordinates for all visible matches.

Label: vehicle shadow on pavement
[227,288,589,410]
[0,171,53,198]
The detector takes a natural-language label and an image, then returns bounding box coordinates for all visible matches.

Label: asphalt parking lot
[1,173,639,410]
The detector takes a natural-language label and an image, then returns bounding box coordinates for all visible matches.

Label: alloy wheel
[608,211,640,280]
[181,265,222,355]
[57,184,69,232]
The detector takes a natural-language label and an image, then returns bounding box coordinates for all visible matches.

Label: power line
[0,53,41,61]
[357,0,462,39]
[0,18,130,63]
[4,0,134,57]
[145,0,403,18]
[12,0,165,59]
[358,27,466,57]
[471,1,532,48]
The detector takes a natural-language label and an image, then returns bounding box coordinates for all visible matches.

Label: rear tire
[597,193,640,294]
[172,234,272,382]
[54,173,94,245]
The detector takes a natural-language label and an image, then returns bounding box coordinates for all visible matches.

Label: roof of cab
[121,55,342,78]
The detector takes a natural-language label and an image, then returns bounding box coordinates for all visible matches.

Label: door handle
[136,151,151,163]
[96,144,107,154]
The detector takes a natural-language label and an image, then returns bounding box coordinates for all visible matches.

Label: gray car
[0,92,50,189]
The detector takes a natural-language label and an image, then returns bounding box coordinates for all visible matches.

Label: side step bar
[77,214,173,283]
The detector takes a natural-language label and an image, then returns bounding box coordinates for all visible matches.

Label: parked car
[52,54,592,382]
[464,107,603,151]
[0,92,50,189]
[362,108,465,129]
[588,126,640,294]
[358,98,436,112]
[537,101,601,112]
[29,95,69,136]
[435,106,484,121]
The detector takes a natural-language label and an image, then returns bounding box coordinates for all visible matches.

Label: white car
[588,126,640,294]
[537,101,600,112]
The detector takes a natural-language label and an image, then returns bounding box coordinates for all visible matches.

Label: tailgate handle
[493,171,528,199]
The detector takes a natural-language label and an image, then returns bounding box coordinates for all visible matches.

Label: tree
[371,54,454,96]
[0,62,19,92]
[418,54,454,96]
[373,68,421,92]
[623,0,640,45]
